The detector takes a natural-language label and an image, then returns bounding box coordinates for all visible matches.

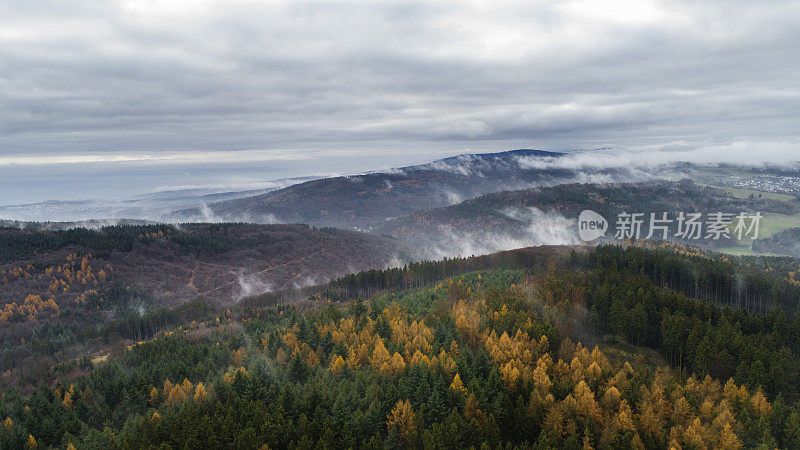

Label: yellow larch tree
[370,339,391,373]
[601,386,621,411]
[683,417,707,449]
[181,378,193,394]
[162,379,173,400]
[451,299,481,346]
[233,348,247,366]
[167,385,187,404]
[672,396,692,425]
[718,423,742,450]
[409,350,430,367]
[62,392,72,409]
[148,387,159,405]
[464,393,487,427]
[194,382,208,402]
[387,399,417,441]
[450,373,466,395]
[585,361,602,383]
[572,380,603,424]
[329,355,346,374]
[388,352,406,374]
[751,388,771,416]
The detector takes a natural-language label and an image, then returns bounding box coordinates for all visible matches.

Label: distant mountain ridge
[174,149,644,229]
[434,148,564,162]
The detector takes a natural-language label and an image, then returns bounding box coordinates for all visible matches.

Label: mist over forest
[3,0,800,448]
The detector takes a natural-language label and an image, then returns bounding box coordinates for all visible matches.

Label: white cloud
[516,141,800,171]
[0,149,313,166]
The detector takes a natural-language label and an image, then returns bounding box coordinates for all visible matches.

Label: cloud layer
[1,0,798,163]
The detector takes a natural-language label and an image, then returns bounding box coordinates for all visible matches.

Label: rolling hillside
[376,180,800,258]
[0,223,407,372]
[4,244,800,448]
[175,150,647,230]
[0,223,407,308]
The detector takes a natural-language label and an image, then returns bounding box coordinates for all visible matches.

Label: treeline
[588,245,800,313]
[321,243,800,316]
[103,301,218,342]
[0,225,175,261]
[324,246,572,300]
[0,222,292,262]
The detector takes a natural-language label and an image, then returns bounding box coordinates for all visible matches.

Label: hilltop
[174,149,647,230]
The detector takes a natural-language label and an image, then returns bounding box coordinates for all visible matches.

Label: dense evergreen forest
[2,243,800,448]
[0,223,318,262]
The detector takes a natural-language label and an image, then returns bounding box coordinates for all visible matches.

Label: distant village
[723,175,800,196]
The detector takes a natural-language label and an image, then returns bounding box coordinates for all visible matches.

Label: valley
[2,149,800,449]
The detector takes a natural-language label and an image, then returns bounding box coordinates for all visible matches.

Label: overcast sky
[1,0,799,204]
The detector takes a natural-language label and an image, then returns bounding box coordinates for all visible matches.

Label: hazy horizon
[2,0,799,212]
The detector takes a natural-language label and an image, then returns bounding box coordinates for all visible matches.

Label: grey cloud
[0,0,799,161]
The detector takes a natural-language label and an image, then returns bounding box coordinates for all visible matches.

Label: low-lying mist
[414,207,582,260]
[516,142,800,171]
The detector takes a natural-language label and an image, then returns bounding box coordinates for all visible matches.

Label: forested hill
[376,180,800,257]
[3,244,800,448]
[0,223,406,382]
[174,149,647,230]
[0,223,406,305]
